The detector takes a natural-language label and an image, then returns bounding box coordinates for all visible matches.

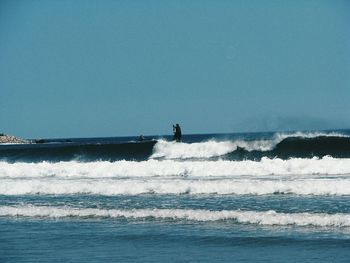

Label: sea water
[1,130,350,262]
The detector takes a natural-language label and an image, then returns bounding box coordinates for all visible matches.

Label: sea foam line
[1,205,350,227]
[1,157,350,179]
[2,178,350,196]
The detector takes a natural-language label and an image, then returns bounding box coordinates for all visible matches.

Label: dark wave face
[1,131,350,162]
[225,136,350,160]
[0,140,157,162]
[274,136,350,158]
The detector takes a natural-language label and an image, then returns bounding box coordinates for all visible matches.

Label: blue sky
[1,0,349,138]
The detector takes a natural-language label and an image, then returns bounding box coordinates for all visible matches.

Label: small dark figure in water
[173,124,182,142]
[35,139,46,144]
[139,135,145,141]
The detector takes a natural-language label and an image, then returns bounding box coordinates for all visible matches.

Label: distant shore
[0,134,28,144]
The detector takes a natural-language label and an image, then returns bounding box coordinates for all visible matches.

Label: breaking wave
[2,177,350,196]
[1,205,350,227]
[1,156,350,179]
[151,132,350,160]
[1,131,349,162]
[2,154,350,196]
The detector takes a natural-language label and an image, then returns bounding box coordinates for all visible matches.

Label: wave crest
[1,205,350,227]
[2,177,350,196]
[1,157,350,179]
[151,132,350,160]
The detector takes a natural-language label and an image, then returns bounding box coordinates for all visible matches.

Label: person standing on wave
[173,124,182,142]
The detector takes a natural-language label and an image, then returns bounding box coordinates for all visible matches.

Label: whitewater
[1,130,350,262]
[2,205,350,227]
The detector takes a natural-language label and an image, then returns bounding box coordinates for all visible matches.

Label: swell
[240,136,350,160]
[0,140,156,162]
[1,132,350,162]
[1,205,350,227]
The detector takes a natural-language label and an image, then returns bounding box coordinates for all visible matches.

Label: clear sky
[1,0,350,138]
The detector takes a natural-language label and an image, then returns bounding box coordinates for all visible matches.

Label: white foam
[276,131,349,139]
[150,139,273,159]
[2,177,350,196]
[1,157,350,179]
[1,205,350,227]
[151,132,348,159]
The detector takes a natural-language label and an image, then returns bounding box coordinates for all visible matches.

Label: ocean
[1,130,350,262]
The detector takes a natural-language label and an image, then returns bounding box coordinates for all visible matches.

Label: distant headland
[0,133,28,144]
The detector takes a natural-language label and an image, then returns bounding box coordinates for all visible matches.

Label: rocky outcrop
[0,134,28,144]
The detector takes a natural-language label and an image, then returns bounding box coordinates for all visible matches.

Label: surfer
[173,124,182,142]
